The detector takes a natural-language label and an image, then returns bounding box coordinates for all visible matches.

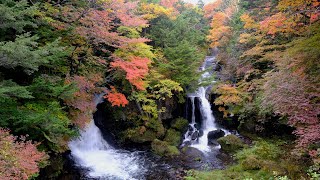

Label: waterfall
[69,95,146,179]
[183,56,229,152]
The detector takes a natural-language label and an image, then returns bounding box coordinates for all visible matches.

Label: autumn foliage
[104,86,129,107]
[205,0,237,48]
[65,74,103,128]
[206,0,320,163]
[0,129,47,180]
[111,56,151,90]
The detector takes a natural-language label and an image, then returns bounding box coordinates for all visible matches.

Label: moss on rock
[151,139,180,157]
[217,134,246,153]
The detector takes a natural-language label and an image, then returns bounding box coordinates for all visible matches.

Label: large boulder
[217,134,246,153]
[207,129,225,140]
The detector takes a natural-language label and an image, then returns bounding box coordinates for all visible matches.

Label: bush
[171,117,189,132]
[164,128,181,146]
[0,128,48,180]
[217,134,246,153]
[124,127,158,143]
[151,139,180,157]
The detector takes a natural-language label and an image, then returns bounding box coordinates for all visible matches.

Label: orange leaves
[276,0,320,26]
[77,8,120,47]
[207,12,231,47]
[259,12,295,35]
[310,12,320,23]
[110,56,151,90]
[205,0,237,48]
[240,13,259,29]
[203,0,222,19]
[207,26,231,47]
[111,1,148,28]
[210,12,228,27]
[75,0,148,48]
[104,86,129,107]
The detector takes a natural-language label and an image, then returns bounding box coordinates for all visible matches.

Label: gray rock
[207,129,225,140]
[199,130,204,137]
[191,131,199,140]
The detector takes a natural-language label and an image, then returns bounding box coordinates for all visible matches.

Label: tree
[197,0,205,8]
[0,0,38,35]
[0,34,65,75]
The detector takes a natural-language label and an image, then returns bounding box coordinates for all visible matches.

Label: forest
[0,0,319,179]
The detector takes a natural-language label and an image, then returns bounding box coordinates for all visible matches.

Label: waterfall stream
[69,121,145,179]
[183,55,229,152]
[68,95,147,180]
[67,54,230,179]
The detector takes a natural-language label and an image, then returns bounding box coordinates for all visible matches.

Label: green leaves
[0,0,38,34]
[0,80,33,100]
[161,41,203,88]
[0,34,65,75]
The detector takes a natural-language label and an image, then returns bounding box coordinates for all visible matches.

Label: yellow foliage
[277,0,317,11]
[114,42,155,60]
[139,3,176,20]
[214,84,242,106]
[207,26,231,48]
[240,13,259,29]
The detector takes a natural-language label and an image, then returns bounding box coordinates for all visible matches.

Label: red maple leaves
[104,86,129,107]
[110,56,151,90]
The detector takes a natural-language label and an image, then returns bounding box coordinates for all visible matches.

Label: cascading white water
[69,95,146,179]
[69,121,145,179]
[183,56,229,152]
[69,120,146,179]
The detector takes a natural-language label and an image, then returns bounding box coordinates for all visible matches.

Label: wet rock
[199,130,204,137]
[187,131,193,136]
[178,147,206,169]
[207,129,225,140]
[208,140,219,146]
[183,141,191,146]
[194,123,201,130]
[188,125,194,131]
[191,131,199,140]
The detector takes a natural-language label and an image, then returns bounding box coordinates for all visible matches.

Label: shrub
[164,128,181,146]
[217,134,246,153]
[151,139,180,157]
[0,128,48,180]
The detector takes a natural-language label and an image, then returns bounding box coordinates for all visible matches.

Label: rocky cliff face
[94,95,186,148]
